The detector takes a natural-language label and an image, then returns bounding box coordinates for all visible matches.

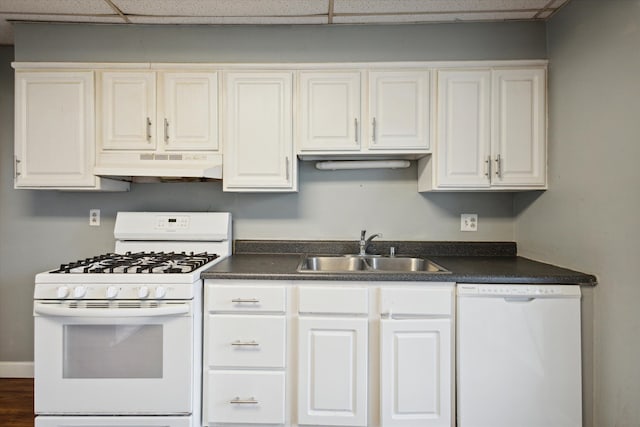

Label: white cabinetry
[298,70,430,157]
[418,66,546,191]
[297,286,369,427]
[203,283,287,426]
[223,72,296,191]
[96,70,220,177]
[14,71,128,191]
[379,287,454,427]
[298,71,361,151]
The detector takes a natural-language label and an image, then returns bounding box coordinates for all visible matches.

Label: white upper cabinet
[368,71,431,150]
[160,72,219,151]
[14,71,128,191]
[223,71,296,192]
[419,66,547,191]
[435,70,492,188]
[297,69,431,157]
[298,71,362,151]
[491,68,546,188]
[99,70,219,152]
[100,71,157,151]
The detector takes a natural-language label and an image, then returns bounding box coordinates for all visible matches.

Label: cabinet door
[206,370,285,425]
[14,72,97,187]
[160,72,219,151]
[298,317,367,426]
[223,72,295,191]
[491,68,546,188]
[380,319,452,427]
[436,70,491,188]
[100,71,156,150]
[298,71,361,151]
[369,71,430,150]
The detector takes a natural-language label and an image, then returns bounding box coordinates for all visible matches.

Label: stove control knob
[138,286,150,299]
[73,286,87,299]
[105,286,119,299]
[154,286,166,299]
[56,286,70,298]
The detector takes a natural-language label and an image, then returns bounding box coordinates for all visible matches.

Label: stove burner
[52,252,219,274]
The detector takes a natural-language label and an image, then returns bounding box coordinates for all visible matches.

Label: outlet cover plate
[461,214,478,232]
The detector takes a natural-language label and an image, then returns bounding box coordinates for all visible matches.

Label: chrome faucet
[359,229,382,256]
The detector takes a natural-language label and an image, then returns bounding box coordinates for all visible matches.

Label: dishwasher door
[456,284,582,427]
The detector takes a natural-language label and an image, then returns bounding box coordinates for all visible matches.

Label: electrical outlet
[461,214,478,232]
[89,209,100,226]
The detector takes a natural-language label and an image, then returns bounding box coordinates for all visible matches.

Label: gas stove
[51,252,220,274]
[33,212,232,427]
[34,212,232,299]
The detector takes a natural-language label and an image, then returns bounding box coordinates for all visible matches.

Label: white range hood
[94,152,223,180]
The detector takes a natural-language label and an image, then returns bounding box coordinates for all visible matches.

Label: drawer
[379,286,453,317]
[207,314,286,368]
[207,370,285,425]
[206,284,286,313]
[298,286,368,315]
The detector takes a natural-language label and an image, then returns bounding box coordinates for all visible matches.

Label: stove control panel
[155,215,190,231]
[34,284,194,300]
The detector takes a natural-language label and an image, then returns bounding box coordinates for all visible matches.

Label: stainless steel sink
[297,255,449,273]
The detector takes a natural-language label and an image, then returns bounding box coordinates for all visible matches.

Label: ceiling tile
[333,0,554,14]
[333,11,539,24]
[4,13,125,24]
[0,0,113,15]
[114,0,329,17]
[128,15,329,25]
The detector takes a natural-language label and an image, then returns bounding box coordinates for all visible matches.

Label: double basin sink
[297,254,449,274]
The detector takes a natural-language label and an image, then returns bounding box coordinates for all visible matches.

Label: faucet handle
[360,229,366,240]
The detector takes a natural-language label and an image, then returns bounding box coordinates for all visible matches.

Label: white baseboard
[0,361,34,378]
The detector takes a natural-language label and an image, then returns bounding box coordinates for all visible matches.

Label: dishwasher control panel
[457,283,581,297]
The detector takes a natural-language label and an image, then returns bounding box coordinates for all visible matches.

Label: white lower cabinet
[380,319,452,427]
[298,316,368,426]
[297,286,369,427]
[379,286,454,427]
[207,370,286,424]
[203,280,454,427]
[203,282,287,426]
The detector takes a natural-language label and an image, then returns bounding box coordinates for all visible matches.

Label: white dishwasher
[456,284,582,427]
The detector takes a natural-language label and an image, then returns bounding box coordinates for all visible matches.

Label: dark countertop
[202,241,597,285]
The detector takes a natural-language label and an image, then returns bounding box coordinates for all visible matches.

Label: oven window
[63,325,163,378]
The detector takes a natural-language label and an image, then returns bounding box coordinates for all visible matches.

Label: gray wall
[1,23,545,363]
[516,1,640,426]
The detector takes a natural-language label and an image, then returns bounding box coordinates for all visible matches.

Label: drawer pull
[230,397,258,404]
[231,340,260,347]
[231,298,260,304]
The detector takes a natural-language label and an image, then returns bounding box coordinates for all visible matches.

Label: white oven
[34,300,195,415]
[33,212,232,427]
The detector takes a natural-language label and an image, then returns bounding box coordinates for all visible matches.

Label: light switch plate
[461,214,478,231]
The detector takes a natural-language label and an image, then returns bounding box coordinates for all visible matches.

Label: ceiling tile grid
[0,0,572,45]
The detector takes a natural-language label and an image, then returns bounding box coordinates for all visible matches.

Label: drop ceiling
[0,0,571,45]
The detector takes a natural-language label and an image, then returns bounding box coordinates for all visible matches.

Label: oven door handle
[34,303,190,318]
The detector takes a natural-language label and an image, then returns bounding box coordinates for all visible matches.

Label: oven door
[34,301,194,415]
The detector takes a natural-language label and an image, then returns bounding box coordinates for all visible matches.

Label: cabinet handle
[495,154,502,178]
[230,397,258,405]
[286,156,290,181]
[146,117,152,141]
[354,118,359,143]
[484,156,491,178]
[231,340,260,347]
[231,298,260,304]
[14,156,21,178]
[164,118,169,142]
[372,117,377,142]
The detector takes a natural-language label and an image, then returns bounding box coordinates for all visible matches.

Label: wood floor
[0,378,34,427]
